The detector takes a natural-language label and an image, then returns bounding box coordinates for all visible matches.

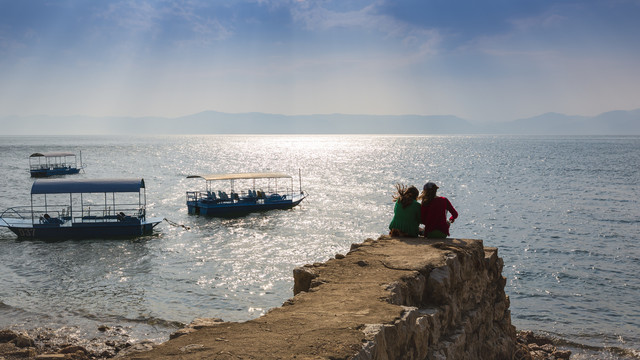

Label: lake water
[0,135,638,359]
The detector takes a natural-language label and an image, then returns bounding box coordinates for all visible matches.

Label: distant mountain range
[1,109,639,135]
[492,109,640,135]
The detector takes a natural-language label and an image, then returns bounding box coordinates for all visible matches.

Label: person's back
[419,182,458,238]
[388,184,421,237]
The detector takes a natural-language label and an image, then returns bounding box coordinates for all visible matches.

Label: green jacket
[388,200,421,237]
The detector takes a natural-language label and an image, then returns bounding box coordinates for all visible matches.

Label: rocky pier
[124,236,523,359]
[1,236,571,359]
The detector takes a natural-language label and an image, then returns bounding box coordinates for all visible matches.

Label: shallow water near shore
[0,135,638,359]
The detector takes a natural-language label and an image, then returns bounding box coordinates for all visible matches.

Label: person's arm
[389,201,400,230]
[446,198,458,223]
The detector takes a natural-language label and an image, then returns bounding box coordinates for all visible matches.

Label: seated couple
[388,182,458,239]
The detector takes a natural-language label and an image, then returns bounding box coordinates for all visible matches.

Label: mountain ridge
[1,109,638,135]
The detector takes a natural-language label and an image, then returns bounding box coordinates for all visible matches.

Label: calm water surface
[0,135,638,359]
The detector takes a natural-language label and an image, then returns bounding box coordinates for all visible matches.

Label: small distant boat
[29,151,84,177]
[186,171,307,217]
[0,178,162,239]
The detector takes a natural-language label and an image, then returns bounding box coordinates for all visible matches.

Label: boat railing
[0,207,29,220]
[187,187,302,205]
[0,207,31,227]
[0,206,66,226]
[73,204,145,223]
[29,163,72,171]
[1,204,146,225]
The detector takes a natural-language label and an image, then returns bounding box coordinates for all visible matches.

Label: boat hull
[5,219,162,239]
[30,167,81,177]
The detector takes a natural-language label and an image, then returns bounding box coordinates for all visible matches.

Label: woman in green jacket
[388,184,421,237]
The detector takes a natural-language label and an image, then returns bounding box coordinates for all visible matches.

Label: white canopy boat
[186,171,306,217]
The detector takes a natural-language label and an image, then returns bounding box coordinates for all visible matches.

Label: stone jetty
[124,236,521,359]
[1,236,570,359]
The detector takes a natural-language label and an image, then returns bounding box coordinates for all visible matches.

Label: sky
[1,0,639,123]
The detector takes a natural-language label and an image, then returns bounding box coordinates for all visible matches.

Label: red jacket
[421,197,458,236]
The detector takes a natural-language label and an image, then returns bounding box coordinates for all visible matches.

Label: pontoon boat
[0,178,162,239]
[186,171,306,217]
[29,151,84,177]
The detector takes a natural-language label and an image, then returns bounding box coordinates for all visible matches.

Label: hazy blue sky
[1,0,639,122]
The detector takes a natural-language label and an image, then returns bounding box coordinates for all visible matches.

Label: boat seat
[40,214,64,224]
[121,216,140,223]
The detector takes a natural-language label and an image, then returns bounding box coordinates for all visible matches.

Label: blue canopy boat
[0,178,162,239]
[186,171,306,217]
[29,151,84,177]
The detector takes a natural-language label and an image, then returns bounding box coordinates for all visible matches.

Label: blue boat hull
[30,167,81,177]
[7,221,159,239]
[188,198,304,217]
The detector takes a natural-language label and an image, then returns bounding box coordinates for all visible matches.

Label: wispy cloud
[101,1,164,32]
[95,1,233,48]
[292,2,382,31]
[290,1,442,67]
[291,1,436,42]
[0,0,639,121]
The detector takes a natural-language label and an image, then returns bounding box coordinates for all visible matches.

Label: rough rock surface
[124,236,519,359]
[0,326,139,360]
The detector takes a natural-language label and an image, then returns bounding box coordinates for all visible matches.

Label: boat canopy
[187,172,292,181]
[31,178,145,194]
[30,152,76,158]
